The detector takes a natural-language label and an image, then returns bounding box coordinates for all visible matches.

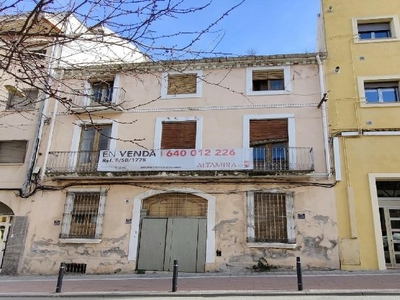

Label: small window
[0,140,28,163]
[91,81,114,104]
[358,22,391,39]
[161,71,203,98]
[247,192,295,244]
[7,89,38,110]
[364,82,399,103]
[252,70,284,91]
[246,67,290,95]
[60,191,106,240]
[353,16,400,43]
[161,121,196,149]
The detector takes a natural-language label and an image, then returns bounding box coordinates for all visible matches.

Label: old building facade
[12,53,341,274]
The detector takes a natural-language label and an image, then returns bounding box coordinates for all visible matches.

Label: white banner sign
[97,148,253,172]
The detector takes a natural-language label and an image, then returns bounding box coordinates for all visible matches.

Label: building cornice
[62,52,327,79]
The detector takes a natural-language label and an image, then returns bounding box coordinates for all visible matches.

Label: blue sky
[146,0,322,57]
[5,0,321,57]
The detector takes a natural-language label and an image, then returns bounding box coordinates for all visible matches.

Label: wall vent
[65,263,87,274]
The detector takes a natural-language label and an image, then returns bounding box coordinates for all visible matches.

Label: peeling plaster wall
[213,185,339,272]
[19,182,338,275]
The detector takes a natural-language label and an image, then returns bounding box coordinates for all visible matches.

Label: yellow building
[319,0,400,269]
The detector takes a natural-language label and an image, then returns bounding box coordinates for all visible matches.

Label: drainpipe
[316,54,332,177]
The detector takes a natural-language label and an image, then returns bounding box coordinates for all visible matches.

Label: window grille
[69,193,99,238]
[248,193,289,243]
[60,191,106,239]
[142,193,207,217]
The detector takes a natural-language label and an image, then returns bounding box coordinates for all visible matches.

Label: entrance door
[137,218,206,272]
[0,216,12,272]
[380,205,400,267]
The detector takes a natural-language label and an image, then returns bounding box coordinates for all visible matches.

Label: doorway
[377,181,400,267]
[0,215,12,272]
[136,193,207,273]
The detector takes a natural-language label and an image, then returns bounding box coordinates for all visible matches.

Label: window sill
[59,238,101,244]
[354,37,400,44]
[360,102,400,108]
[161,94,202,99]
[247,242,297,249]
[5,108,36,111]
[0,162,24,166]
[246,90,290,96]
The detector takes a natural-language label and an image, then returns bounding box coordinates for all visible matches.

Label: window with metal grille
[142,193,207,217]
[60,190,106,240]
[7,89,38,110]
[247,192,295,244]
[0,140,28,163]
[161,121,197,149]
[167,74,197,95]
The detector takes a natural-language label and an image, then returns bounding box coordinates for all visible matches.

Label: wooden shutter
[0,140,28,163]
[252,70,283,80]
[161,121,196,149]
[167,74,197,95]
[250,119,288,144]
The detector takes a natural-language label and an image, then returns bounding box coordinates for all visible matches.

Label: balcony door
[250,119,289,171]
[91,81,114,105]
[77,125,111,172]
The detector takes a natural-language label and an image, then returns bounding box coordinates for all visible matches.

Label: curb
[1,289,400,298]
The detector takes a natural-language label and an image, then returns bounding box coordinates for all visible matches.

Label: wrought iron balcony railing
[66,88,126,112]
[46,147,314,175]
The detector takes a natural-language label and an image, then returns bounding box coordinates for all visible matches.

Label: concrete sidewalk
[1,270,400,297]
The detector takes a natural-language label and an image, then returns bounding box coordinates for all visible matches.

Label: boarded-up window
[0,140,28,163]
[142,193,207,217]
[60,191,106,239]
[7,89,38,110]
[161,121,196,149]
[252,70,284,91]
[167,74,197,95]
[247,192,294,244]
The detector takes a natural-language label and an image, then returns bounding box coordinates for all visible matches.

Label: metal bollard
[172,260,178,292]
[55,262,66,293]
[296,257,303,291]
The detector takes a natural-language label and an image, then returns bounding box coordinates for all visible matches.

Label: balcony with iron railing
[67,87,126,113]
[46,147,314,177]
